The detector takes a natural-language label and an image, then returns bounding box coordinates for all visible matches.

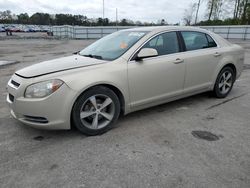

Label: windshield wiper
[82,54,103,60]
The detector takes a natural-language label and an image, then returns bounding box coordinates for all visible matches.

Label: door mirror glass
[136,48,158,60]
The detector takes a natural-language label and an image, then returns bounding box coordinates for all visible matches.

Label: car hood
[15,55,108,78]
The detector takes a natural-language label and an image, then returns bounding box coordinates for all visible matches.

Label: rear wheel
[72,86,120,135]
[213,66,235,98]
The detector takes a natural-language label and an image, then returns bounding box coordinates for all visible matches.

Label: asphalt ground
[0,38,249,188]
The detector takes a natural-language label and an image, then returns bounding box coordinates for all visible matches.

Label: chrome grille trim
[11,80,20,88]
[8,79,20,89]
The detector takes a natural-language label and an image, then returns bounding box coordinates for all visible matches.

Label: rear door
[180,31,222,93]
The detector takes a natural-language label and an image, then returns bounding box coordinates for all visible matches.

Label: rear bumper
[234,44,245,79]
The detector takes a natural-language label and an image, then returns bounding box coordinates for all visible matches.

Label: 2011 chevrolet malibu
[6,26,244,135]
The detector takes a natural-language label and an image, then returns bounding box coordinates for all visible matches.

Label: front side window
[181,31,217,51]
[79,31,148,61]
[142,32,180,56]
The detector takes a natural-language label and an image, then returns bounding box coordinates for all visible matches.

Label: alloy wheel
[79,94,115,130]
[218,71,233,95]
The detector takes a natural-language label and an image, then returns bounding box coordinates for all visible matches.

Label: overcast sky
[0,0,207,24]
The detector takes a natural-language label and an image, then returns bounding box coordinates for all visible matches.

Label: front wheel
[213,66,235,98]
[72,86,120,135]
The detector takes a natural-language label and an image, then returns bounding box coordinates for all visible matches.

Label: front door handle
[214,52,221,57]
[173,58,184,64]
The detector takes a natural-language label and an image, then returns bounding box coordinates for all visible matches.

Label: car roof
[124,26,209,33]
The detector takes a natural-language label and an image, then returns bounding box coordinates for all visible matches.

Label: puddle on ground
[243,64,250,70]
[23,55,35,57]
[33,136,44,141]
[191,131,221,141]
[49,164,59,170]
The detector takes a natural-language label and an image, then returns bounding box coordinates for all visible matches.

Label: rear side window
[143,32,180,56]
[206,34,217,47]
[181,31,217,51]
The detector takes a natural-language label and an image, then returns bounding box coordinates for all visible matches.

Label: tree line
[1,0,250,27]
[0,10,168,26]
[184,0,250,25]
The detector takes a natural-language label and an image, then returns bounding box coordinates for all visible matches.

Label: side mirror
[135,48,158,61]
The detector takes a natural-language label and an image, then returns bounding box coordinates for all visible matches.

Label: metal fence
[51,26,131,39]
[201,25,250,40]
[51,25,250,40]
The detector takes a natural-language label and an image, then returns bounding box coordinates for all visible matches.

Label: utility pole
[103,0,105,19]
[116,8,118,26]
[194,0,201,25]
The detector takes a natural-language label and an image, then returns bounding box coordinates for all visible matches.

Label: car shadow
[8,92,213,139]
[124,92,211,115]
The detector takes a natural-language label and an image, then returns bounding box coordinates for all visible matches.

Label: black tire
[213,66,235,98]
[72,86,120,136]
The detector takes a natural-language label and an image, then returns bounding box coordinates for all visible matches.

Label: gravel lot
[0,38,250,188]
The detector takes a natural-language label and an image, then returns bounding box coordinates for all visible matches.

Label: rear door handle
[214,52,221,57]
[173,58,184,64]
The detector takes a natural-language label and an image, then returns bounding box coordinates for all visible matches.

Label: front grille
[8,94,14,102]
[11,80,20,88]
[23,115,49,124]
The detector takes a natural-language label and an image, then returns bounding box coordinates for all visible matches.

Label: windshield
[79,30,148,61]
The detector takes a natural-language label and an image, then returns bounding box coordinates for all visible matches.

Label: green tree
[30,13,51,25]
[17,13,29,24]
[120,19,128,26]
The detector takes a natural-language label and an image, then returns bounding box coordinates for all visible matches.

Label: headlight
[24,79,64,98]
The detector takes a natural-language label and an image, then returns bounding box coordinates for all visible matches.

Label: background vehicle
[6,26,244,135]
[0,27,5,32]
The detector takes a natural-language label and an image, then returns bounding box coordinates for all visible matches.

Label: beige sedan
[7,26,244,135]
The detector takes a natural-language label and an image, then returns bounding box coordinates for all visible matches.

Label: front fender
[58,61,131,115]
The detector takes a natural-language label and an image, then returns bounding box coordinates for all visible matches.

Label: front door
[128,31,186,108]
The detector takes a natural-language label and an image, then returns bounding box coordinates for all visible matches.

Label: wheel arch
[222,63,237,81]
[211,61,237,90]
[212,63,236,98]
[98,84,126,116]
[70,83,126,128]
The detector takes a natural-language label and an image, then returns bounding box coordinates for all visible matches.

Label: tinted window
[143,32,179,56]
[206,34,217,47]
[181,31,217,51]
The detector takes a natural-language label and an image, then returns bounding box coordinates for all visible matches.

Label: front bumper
[6,74,77,130]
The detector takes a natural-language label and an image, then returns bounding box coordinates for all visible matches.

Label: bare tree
[183,3,197,25]
[234,0,241,18]
[240,0,249,23]
[207,0,215,20]
[195,0,202,24]
[232,0,250,21]
[207,0,223,20]
[219,0,235,19]
[0,10,12,20]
